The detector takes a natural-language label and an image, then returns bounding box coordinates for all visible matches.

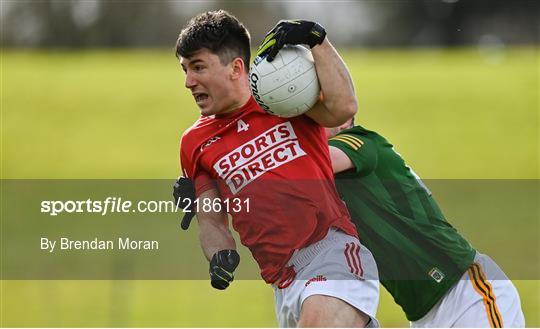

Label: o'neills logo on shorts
[213,122,306,194]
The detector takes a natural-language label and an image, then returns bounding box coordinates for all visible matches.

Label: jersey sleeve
[180,135,216,198]
[328,132,377,176]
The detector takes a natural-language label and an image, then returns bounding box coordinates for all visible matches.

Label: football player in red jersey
[175,11,379,327]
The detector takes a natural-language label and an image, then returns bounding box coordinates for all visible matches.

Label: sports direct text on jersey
[213,122,306,194]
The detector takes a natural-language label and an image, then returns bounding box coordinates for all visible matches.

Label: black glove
[256,20,326,62]
[173,176,196,230]
[210,249,241,290]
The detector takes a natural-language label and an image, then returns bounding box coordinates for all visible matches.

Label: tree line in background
[1,0,538,48]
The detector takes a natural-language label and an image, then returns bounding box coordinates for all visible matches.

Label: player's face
[325,118,354,138]
[180,49,238,116]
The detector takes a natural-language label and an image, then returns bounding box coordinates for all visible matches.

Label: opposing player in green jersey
[326,118,525,327]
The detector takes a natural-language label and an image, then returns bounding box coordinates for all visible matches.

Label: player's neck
[220,86,252,115]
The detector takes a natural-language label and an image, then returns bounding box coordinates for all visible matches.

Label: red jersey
[180,97,357,283]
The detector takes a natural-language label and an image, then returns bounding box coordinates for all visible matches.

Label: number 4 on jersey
[237,119,250,132]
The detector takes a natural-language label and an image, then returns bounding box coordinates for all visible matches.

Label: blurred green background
[3,48,538,179]
[1,47,538,327]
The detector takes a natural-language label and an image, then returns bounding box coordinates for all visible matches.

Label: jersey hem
[405,252,476,321]
[404,276,460,321]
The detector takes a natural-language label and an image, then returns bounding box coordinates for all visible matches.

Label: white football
[249,45,320,118]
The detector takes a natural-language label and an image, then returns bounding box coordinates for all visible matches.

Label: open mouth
[194,93,209,104]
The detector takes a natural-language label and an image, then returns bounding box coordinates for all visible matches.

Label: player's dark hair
[176,10,251,71]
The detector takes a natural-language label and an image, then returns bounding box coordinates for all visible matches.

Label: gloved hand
[210,249,241,290]
[256,20,326,61]
[173,176,196,230]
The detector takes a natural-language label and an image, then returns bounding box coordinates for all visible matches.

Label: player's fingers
[266,34,285,62]
[210,268,233,290]
[213,266,234,281]
[258,32,275,50]
[180,211,196,230]
[256,37,276,58]
[265,48,276,62]
[256,23,281,55]
[177,197,191,209]
[210,278,229,290]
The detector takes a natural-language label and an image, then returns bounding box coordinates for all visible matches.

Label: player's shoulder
[329,125,388,158]
[180,116,216,151]
[338,125,385,143]
[341,125,372,136]
[182,115,214,137]
[330,126,369,146]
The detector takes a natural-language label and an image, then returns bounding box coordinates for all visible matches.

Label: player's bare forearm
[199,213,236,261]
[306,39,357,127]
[196,188,236,261]
[329,146,355,174]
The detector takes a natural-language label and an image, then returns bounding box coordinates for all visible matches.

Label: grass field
[1,47,538,327]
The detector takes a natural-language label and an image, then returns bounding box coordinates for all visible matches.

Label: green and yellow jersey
[329,125,476,321]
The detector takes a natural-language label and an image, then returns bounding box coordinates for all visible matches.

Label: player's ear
[230,57,245,80]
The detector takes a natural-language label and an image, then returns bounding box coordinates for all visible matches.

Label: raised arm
[306,39,357,127]
[256,20,357,127]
